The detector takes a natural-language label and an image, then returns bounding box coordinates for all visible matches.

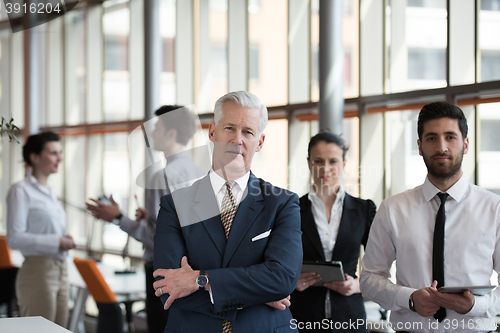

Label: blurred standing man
[360,102,500,333]
[87,105,203,333]
[152,91,302,332]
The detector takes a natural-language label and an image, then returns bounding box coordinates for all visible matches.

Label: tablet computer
[438,285,495,296]
[301,260,345,286]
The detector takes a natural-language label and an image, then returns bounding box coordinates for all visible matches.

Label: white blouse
[7,173,67,259]
[308,185,345,261]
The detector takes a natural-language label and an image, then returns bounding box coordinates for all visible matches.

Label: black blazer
[290,193,376,333]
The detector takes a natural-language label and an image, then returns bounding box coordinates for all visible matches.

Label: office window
[385,110,427,196]
[102,132,131,251]
[0,31,10,127]
[249,44,259,80]
[482,0,500,11]
[479,5,500,82]
[197,0,228,113]
[311,0,360,100]
[64,10,85,126]
[408,48,446,80]
[251,120,288,189]
[407,0,446,8]
[211,45,228,80]
[160,0,176,105]
[478,103,500,195]
[105,36,129,71]
[343,117,360,197]
[63,136,87,244]
[249,0,287,107]
[481,51,500,82]
[248,0,260,14]
[386,0,447,92]
[103,1,130,121]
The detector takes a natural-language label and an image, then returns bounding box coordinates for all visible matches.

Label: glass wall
[311,0,360,101]
[196,0,228,113]
[1,0,500,255]
[479,0,500,82]
[478,102,500,195]
[159,0,176,105]
[103,0,130,121]
[248,0,288,106]
[386,0,447,92]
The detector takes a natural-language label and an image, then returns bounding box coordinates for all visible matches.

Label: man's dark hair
[417,101,468,140]
[23,131,61,166]
[155,105,197,145]
[307,131,348,161]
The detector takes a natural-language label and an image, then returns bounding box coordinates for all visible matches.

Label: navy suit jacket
[289,193,376,332]
[154,172,302,333]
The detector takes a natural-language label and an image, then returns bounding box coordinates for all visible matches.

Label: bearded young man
[360,102,500,333]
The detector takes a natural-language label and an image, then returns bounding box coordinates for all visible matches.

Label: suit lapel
[192,176,226,256]
[300,197,325,261]
[331,194,358,260]
[222,173,264,267]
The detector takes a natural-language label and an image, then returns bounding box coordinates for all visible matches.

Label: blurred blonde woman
[7,131,75,326]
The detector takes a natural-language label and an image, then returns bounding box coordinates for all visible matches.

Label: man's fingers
[282,298,291,308]
[180,256,189,267]
[153,268,167,279]
[164,295,175,310]
[89,198,101,205]
[431,280,438,289]
[301,272,319,278]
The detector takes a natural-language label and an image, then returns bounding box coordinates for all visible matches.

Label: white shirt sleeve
[360,200,416,311]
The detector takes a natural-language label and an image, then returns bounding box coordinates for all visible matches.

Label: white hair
[213,91,268,133]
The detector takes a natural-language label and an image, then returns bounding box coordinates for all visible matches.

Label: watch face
[197,275,208,287]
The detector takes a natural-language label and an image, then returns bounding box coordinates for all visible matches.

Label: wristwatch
[196,270,209,291]
[409,291,416,312]
[112,213,123,225]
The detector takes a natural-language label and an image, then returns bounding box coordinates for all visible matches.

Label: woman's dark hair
[417,101,468,140]
[155,105,196,146]
[22,131,60,166]
[307,131,348,161]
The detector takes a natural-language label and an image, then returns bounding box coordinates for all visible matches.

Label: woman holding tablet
[290,131,376,332]
[7,131,75,326]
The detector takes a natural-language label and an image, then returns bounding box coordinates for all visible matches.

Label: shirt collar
[25,171,54,196]
[209,169,250,194]
[422,173,468,203]
[308,184,345,205]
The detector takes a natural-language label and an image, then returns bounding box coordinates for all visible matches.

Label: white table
[11,250,145,333]
[0,316,71,333]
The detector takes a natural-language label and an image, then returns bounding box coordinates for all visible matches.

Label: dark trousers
[145,262,169,333]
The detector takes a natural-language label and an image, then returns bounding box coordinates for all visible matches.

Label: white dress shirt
[360,175,500,333]
[308,185,345,319]
[308,185,345,261]
[209,169,250,210]
[7,173,67,260]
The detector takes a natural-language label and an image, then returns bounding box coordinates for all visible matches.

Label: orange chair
[73,258,123,333]
[0,235,14,269]
[0,235,18,317]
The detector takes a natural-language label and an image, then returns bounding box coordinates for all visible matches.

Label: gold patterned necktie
[221,181,237,332]
[221,181,237,240]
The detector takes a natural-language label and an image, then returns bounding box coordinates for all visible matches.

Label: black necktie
[433,192,449,322]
